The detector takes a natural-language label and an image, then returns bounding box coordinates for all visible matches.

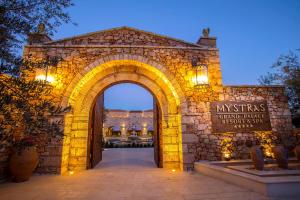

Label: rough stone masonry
[1,26,294,176]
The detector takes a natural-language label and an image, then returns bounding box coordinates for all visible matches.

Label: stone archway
[60,55,185,174]
[88,80,163,169]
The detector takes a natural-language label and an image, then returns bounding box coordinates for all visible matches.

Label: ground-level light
[223,152,231,161]
[68,171,74,175]
[265,149,273,158]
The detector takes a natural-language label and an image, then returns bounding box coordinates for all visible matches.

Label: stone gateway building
[21,26,292,174]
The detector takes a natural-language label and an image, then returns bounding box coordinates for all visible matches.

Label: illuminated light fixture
[224,152,230,158]
[223,152,231,161]
[265,150,272,158]
[35,64,56,84]
[171,169,176,172]
[68,171,74,175]
[120,123,126,131]
[35,74,55,83]
[191,58,209,87]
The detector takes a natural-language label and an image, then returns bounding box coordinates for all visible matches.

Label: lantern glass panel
[192,65,208,86]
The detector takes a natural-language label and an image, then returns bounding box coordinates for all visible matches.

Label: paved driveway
[0,148,291,200]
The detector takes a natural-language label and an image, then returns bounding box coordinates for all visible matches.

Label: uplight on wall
[68,170,74,175]
[191,58,209,87]
[223,152,231,158]
[142,124,147,131]
[265,148,273,158]
[121,123,126,130]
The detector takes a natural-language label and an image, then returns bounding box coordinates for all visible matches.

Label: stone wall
[22,27,222,172]
[14,26,294,173]
[182,86,294,169]
[23,27,222,106]
[0,147,9,181]
[36,137,64,174]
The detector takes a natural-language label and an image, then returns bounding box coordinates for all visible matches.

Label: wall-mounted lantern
[191,58,209,87]
[35,65,55,84]
[35,56,61,84]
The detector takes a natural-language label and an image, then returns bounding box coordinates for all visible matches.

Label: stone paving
[0,148,295,200]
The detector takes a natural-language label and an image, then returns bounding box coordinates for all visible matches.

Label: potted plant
[0,0,73,182]
[9,136,38,182]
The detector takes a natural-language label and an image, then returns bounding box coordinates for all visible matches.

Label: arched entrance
[87,81,162,169]
[61,56,184,174]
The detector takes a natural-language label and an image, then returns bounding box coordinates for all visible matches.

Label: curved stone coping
[228,164,300,177]
[194,161,300,197]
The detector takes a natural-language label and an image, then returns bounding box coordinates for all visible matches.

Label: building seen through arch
[101,82,155,148]
[103,109,154,146]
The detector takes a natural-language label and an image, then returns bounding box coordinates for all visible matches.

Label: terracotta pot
[9,146,38,182]
[250,146,264,170]
[272,145,288,169]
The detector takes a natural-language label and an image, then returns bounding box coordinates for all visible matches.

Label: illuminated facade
[103,109,153,136]
[22,26,293,174]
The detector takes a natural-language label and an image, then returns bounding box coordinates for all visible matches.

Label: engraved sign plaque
[210,101,272,133]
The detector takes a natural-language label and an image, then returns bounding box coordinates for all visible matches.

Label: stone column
[121,124,127,139]
[142,124,148,136]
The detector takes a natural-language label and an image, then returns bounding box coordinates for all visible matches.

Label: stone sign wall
[210,101,271,133]
[185,86,293,170]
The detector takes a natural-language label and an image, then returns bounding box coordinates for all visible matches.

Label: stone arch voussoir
[60,55,185,174]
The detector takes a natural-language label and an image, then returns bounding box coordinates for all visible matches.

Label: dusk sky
[52,0,300,110]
